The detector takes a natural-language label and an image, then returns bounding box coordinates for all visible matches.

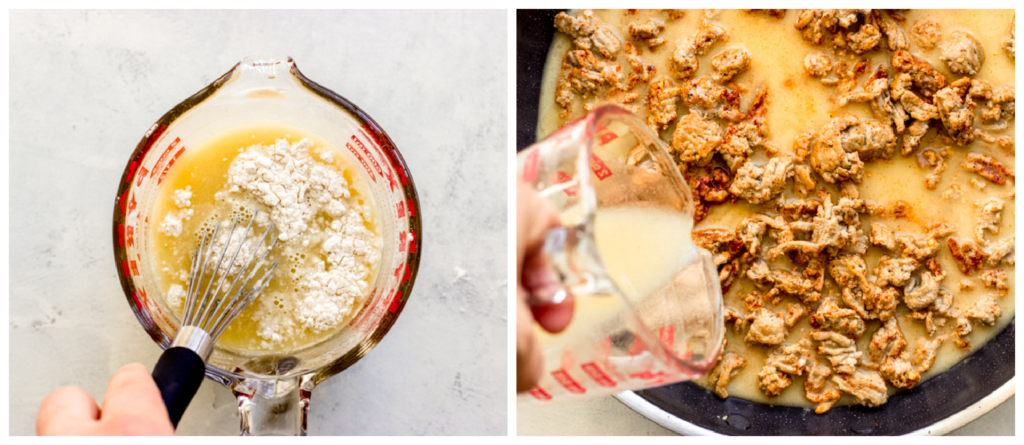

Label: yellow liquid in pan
[538,9,1015,408]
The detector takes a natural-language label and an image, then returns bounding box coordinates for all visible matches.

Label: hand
[37,363,175,436]
[517,180,574,392]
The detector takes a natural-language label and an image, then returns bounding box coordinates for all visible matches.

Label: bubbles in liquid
[225,202,258,226]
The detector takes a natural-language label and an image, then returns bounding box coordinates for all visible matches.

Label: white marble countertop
[518,395,1014,435]
[9,9,507,436]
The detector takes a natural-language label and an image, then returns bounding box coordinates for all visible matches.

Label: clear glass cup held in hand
[518,105,724,401]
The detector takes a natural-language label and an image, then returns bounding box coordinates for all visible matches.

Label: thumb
[100,363,174,435]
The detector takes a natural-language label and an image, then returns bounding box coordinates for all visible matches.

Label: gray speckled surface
[10,9,507,436]
[517,395,1014,435]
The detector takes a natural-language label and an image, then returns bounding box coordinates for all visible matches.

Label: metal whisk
[152,211,279,428]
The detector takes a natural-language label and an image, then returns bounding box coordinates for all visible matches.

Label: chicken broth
[537,9,1014,411]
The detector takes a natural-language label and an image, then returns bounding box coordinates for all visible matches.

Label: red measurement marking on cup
[581,362,617,388]
[401,230,413,254]
[350,135,383,179]
[627,335,649,356]
[594,124,618,146]
[354,130,400,193]
[590,153,612,180]
[388,289,403,313]
[126,192,137,216]
[529,387,553,401]
[551,369,586,394]
[358,124,387,155]
[555,171,577,196]
[125,225,135,248]
[346,142,376,183]
[118,189,129,215]
[629,370,673,385]
[394,160,408,187]
[117,224,125,247]
[136,166,149,187]
[126,160,138,184]
[393,261,412,285]
[521,150,539,182]
[121,261,132,278]
[142,124,168,157]
[397,201,406,218]
[356,126,388,164]
[132,289,146,308]
[157,145,186,185]
[406,198,416,217]
[381,163,398,193]
[399,230,417,253]
[659,326,675,348]
[150,137,180,179]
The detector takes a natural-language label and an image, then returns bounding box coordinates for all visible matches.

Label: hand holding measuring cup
[516,106,725,402]
[517,180,573,391]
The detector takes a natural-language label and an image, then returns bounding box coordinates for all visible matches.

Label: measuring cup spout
[233,374,315,436]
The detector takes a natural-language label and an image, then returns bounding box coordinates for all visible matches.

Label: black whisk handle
[152,346,207,428]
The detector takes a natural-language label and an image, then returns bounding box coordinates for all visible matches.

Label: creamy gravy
[537,9,1014,409]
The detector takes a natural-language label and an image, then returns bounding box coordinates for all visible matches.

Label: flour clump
[213,137,381,348]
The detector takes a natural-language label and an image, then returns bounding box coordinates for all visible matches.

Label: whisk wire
[179,211,278,339]
[206,224,279,335]
[195,217,239,327]
[191,219,228,327]
[181,231,206,327]
[212,259,279,339]
[199,216,258,331]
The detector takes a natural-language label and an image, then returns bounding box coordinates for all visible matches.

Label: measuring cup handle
[233,374,315,436]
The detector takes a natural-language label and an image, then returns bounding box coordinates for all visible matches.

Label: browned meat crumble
[548,9,1013,412]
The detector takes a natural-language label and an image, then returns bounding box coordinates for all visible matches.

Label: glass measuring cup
[112,56,422,435]
[517,105,724,401]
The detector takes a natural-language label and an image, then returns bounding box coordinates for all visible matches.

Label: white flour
[172,186,193,208]
[170,137,382,349]
[159,187,194,237]
[167,283,186,310]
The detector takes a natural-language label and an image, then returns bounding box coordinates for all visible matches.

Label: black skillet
[516,9,1015,435]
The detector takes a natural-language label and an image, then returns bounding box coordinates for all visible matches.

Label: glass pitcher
[517,105,724,401]
[112,56,422,435]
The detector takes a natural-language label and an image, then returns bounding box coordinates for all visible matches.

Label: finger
[530,294,575,334]
[516,292,544,392]
[521,254,575,333]
[516,180,561,271]
[36,386,100,435]
[100,363,174,434]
